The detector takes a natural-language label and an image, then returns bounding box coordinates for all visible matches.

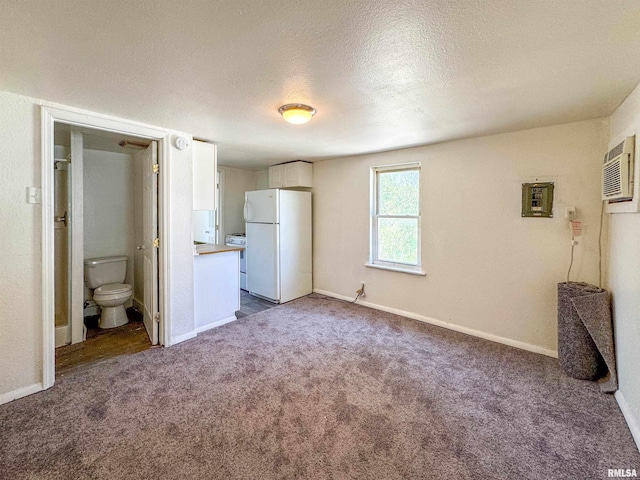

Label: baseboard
[0,383,43,406]
[169,331,198,346]
[615,390,640,453]
[313,289,558,358]
[132,298,144,313]
[195,315,237,334]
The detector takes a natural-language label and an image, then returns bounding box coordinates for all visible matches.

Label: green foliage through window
[378,170,419,215]
[378,218,418,264]
[372,166,420,268]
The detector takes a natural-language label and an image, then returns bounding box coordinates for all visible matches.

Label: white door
[69,130,84,345]
[142,142,159,344]
[215,169,223,243]
[193,210,212,243]
[246,222,279,301]
[244,189,279,223]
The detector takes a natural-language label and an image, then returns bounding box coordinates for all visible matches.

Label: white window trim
[368,162,425,275]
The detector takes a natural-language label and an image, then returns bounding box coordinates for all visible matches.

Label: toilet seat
[94,283,132,295]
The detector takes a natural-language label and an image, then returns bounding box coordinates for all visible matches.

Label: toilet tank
[84,256,128,289]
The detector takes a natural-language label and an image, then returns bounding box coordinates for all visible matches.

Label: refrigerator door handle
[243,199,248,221]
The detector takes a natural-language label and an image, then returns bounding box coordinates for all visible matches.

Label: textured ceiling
[1,0,640,168]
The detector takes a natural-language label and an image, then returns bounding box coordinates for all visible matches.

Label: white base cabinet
[194,250,240,332]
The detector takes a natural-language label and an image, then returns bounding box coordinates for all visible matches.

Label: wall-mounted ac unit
[602,136,635,201]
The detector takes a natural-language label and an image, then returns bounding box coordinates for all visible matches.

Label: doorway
[41,105,172,389]
[52,125,159,374]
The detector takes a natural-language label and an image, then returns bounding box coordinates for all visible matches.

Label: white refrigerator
[244,189,312,303]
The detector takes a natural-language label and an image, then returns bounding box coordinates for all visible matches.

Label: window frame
[367,162,425,275]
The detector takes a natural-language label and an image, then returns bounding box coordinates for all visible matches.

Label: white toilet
[84,256,133,329]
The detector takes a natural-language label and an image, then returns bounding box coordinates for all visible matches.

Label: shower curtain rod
[119,140,150,149]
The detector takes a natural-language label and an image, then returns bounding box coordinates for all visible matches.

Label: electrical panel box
[522,182,554,217]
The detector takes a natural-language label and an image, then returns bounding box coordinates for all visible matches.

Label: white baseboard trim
[169,331,198,346]
[313,289,558,358]
[0,383,43,406]
[195,315,237,334]
[132,298,144,313]
[615,390,640,453]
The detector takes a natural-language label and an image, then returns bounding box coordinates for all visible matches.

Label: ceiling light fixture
[278,103,316,125]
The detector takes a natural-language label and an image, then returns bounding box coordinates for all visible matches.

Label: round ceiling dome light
[278,103,316,124]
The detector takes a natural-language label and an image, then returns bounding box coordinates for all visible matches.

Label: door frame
[215,168,224,243]
[41,105,171,389]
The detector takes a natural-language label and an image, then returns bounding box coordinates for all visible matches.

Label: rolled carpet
[557,282,617,393]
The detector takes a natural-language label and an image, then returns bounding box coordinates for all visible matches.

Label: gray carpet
[571,286,618,392]
[557,282,617,392]
[1,295,638,479]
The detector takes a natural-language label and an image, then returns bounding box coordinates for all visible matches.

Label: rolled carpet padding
[557,282,617,393]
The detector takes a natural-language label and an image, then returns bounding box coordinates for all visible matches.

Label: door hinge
[153,237,159,248]
[154,312,160,323]
[152,163,159,174]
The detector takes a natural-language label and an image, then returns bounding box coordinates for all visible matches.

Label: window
[368,163,424,275]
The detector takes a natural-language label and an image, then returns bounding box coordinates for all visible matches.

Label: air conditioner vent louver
[602,136,635,201]
[603,162,623,197]
[606,140,625,163]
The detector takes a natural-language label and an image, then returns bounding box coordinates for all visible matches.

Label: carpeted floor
[1,295,638,479]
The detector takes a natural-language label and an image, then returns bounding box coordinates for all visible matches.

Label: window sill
[365,263,426,276]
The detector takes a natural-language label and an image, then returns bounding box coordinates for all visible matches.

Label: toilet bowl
[93,283,133,328]
[84,256,132,329]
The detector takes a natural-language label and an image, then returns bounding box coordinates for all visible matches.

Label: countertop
[194,243,244,256]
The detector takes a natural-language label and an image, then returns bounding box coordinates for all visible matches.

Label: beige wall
[313,119,608,355]
[255,169,269,190]
[0,92,42,399]
[219,166,257,238]
[607,81,640,445]
[83,149,135,285]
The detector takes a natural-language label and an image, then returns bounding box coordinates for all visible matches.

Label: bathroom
[54,124,156,372]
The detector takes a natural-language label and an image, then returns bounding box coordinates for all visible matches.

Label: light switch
[26,187,41,204]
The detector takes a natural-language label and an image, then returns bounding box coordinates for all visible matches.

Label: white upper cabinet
[268,161,313,188]
[193,140,217,210]
[268,164,284,188]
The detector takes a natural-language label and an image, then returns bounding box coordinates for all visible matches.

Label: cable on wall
[565,206,577,284]
[353,282,366,303]
[566,234,576,284]
[598,200,605,288]
[565,209,582,284]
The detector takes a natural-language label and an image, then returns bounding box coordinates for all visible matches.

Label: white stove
[225,233,245,245]
[225,233,247,290]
